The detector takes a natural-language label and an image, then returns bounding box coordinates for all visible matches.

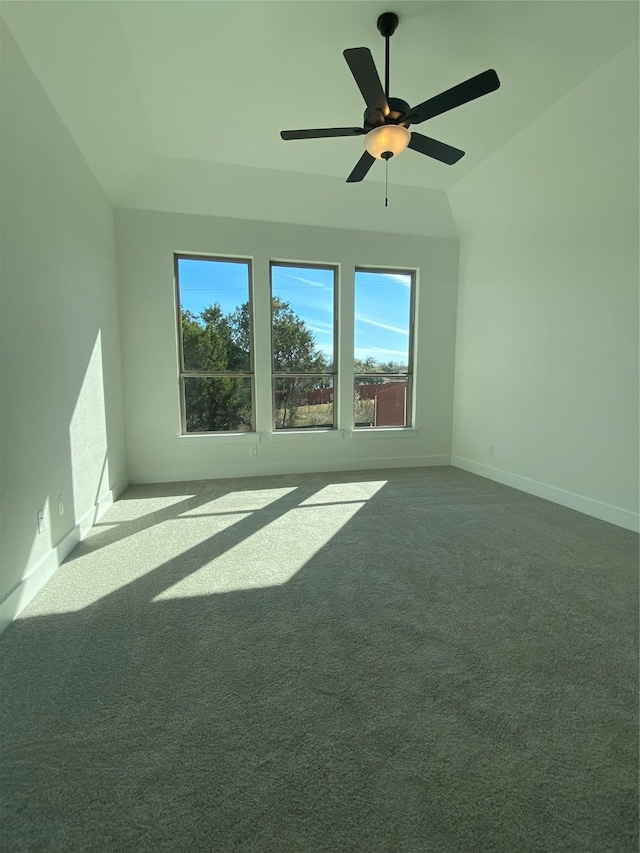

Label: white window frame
[269,260,339,432]
[353,265,416,430]
[174,253,256,435]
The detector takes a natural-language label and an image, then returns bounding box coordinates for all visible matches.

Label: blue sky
[177,258,411,368]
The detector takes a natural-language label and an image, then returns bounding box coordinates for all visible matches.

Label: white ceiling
[3,1,638,211]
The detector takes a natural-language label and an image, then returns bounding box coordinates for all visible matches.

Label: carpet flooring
[0,466,638,852]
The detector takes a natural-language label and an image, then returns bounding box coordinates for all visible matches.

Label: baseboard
[451,456,639,533]
[129,455,452,484]
[0,478,129,635]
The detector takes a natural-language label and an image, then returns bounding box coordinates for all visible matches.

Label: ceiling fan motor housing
[363,97,411,132]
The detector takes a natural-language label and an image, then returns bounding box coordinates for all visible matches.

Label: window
[353,268,415,428]
[269,262,337,430]
[175,255,254,433]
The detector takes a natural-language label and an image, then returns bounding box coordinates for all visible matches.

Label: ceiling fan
[280,12,500,183]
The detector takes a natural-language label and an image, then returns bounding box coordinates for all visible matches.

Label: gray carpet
[0,466,637,852]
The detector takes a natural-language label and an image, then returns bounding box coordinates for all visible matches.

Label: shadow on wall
[1,329,123,629]
[0,467,637,852]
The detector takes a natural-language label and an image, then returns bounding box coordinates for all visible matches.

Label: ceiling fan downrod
[377,12,399,101]
[377,12,399,207]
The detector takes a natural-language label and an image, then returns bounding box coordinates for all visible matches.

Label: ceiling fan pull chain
[385,158,389,207]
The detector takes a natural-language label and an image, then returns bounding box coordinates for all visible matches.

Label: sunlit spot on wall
[69,331,109,513]
[20,497,53,584]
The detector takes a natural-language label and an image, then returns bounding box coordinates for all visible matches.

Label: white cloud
[382,273,412,287]
[356,315,409,336]
[354,347,408,359]
[279,272,331,289]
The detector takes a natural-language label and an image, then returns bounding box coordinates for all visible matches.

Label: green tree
[354,356,379,375]
[354,357,408,400]
[181,307,252,432]
[377,359,407,374]
[354,357,387,386]
[229,298,330,428]
[271,298,327,373]
[354,357,407,376]
[181,298,328,431]
[270,298,328,428]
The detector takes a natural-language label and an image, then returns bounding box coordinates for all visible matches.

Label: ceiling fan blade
[343,47,389,116]
[281,127,365,140]
[346,151,376,183]
[408,132,465,165]
[408,69,500,124]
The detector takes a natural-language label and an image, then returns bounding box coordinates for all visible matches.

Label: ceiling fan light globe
[364,124,410,159]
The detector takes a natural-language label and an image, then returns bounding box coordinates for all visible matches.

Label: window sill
[269,429,344,442]
[176,428,416,444]
[178,432,261,444]
[351,427,418,439]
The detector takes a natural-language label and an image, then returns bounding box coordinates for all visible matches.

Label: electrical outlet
[37,509,45,534]
[57,495,64,516]
[489,444,495,456]
[249,445,258,456]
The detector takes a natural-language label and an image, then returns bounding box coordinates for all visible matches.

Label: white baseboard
[451,456,639,533]
[0,478,129,635]
[129,455,452,484]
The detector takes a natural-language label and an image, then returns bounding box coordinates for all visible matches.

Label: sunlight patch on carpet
[104,494,197,522]
[178,487,298,517]
[298,480,387,506]
[153,482,387,597]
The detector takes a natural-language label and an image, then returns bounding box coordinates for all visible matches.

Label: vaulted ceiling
[2,1,637,233]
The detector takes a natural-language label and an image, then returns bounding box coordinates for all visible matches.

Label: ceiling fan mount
[376,11,399,39]
[280,10,501,183]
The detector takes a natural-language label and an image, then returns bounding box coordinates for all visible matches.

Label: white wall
[449,41,639,531]
[115,208,459,483]
[117,158,457,241]
[0,24,127,630]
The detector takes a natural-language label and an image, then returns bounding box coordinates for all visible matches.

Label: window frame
[353,265,416,429]
[269,259,339,432]
[174,252,256,435]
